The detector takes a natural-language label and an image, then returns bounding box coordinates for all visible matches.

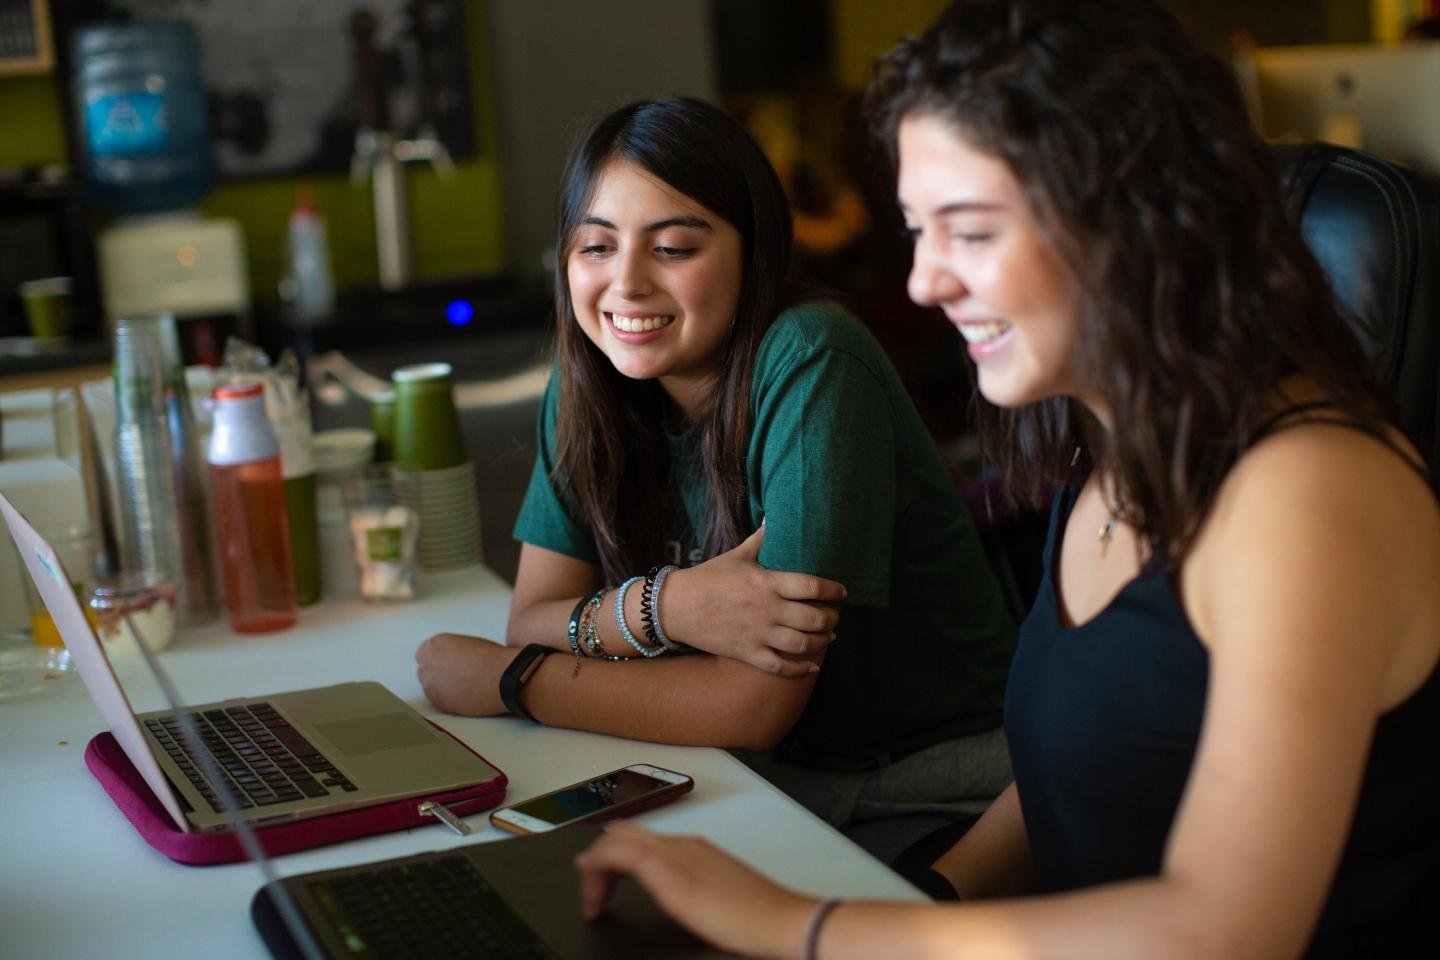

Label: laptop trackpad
[314,713,437,754]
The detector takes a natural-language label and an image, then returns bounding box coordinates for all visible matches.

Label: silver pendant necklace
[1098,514,1118,553]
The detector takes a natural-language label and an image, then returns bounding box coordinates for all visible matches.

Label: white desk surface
[0,565,921,958]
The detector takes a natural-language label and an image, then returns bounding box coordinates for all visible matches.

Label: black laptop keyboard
[307,854,556,959]
[144,702,357,813]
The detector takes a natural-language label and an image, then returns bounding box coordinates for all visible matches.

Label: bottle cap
[293,184,319,218]
[214,381,264,400]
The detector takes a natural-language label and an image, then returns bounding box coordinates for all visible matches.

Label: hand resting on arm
[504,525,846,678]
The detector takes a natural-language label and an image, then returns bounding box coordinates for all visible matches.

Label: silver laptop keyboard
[144,703,357,813]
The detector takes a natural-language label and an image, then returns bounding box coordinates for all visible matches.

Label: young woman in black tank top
[567,3,1440,957]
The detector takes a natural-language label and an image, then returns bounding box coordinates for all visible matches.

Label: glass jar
[344,465,419,602]
[88,573,177,655]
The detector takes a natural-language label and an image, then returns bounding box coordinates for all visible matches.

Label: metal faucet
[346,7,455,292]
[350,125,453,291]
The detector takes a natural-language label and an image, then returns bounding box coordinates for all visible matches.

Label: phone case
[489,765,692,834]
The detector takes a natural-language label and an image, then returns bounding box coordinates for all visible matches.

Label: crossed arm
[416,534,846,750]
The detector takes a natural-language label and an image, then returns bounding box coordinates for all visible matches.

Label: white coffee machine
[97,212,251,366]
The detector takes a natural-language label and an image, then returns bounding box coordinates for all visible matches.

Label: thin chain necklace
[1073,446,1121,554]
[1098,513,1118,553]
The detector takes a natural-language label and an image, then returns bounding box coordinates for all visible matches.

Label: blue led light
[446,299,475,326]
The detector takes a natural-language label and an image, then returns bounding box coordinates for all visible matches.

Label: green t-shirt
[514,300,1015,769]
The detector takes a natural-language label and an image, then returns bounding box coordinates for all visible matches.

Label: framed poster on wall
[0,0,54,75]
[112,0,475,179]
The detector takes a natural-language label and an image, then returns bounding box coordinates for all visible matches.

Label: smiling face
[897,114,1096,415]
[565,158,745,417]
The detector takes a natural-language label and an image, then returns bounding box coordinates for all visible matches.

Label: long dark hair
[867,0,1387,561]
[552,97,797,582]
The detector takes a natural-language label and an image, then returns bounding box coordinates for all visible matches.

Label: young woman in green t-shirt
[416,97,1014,841]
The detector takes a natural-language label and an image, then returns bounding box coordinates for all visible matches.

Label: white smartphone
[489,763,694,835]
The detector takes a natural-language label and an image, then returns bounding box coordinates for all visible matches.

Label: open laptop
[250,824,734,959]
[5,491,734,957]
[0,491,502,834]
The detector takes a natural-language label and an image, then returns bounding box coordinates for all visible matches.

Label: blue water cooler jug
[72,21,213,215]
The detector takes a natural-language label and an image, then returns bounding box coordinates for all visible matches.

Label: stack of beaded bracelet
[569,566,685,665]
[614,576,666,657]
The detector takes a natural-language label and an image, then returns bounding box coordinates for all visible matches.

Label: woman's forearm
[810,876,1235,960]
[520,649,817,750]
[505,595,582,650]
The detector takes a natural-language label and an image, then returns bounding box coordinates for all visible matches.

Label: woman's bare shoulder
[1184,415,1439,702]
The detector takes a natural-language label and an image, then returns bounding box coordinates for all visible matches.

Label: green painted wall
[0,0,505,300]
[0,73,68,167]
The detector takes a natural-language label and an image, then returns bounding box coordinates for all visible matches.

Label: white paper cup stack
[392,461,482,570]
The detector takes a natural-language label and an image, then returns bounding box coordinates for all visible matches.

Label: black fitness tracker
[499,643,552,722]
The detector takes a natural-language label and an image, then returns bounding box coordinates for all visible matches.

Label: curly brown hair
[866,0,1387,561]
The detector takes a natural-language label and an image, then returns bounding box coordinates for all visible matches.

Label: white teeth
[958,321,1009,344]
[609,314,674,333]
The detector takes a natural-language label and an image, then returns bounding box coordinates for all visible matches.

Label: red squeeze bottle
[207,382,298,633]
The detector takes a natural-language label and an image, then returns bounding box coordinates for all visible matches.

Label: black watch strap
[499,643,552,722]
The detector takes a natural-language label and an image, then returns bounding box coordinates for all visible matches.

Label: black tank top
[1004,415,1440,956]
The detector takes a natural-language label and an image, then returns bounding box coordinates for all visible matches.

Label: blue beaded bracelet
[614,576,663,657]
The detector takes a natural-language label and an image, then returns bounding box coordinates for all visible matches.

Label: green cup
[370,389,397,462]
[391,363,468,470]
[284,471,322,606]
[19,277,73,340]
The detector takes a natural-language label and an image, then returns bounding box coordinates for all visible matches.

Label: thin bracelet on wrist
[649,563,682,650]
[802,898,842,960]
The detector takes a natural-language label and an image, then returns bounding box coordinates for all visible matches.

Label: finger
[734,523,766,561]
[574,824,673,919]
[773,571,847,603]
[575,823,653,918]
[775,630,835,659]
[772,603,841,638]
[575,843,625,920]
[748,648,822,678]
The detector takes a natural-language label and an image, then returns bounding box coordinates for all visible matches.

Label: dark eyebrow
[898,201,1007,217]
[935,201,1005,215]
[579,215,713,232]
[647,215,712,232]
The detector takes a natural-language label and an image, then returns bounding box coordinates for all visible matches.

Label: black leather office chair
[1273,142,1440,491]
[970,142,1440,623]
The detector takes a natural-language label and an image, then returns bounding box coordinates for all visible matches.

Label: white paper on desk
[0,491,192,832]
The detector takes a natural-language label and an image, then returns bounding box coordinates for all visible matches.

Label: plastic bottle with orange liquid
[207,382,298,633]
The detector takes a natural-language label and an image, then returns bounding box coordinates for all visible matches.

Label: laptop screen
[1,491,325,958]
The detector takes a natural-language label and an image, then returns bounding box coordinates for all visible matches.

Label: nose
[907,234,965,308]
[611,246,653,299]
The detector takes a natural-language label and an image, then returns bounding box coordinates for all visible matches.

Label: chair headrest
[1271,143,1439,483]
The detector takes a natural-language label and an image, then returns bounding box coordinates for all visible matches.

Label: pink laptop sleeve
[84,721,508,866]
